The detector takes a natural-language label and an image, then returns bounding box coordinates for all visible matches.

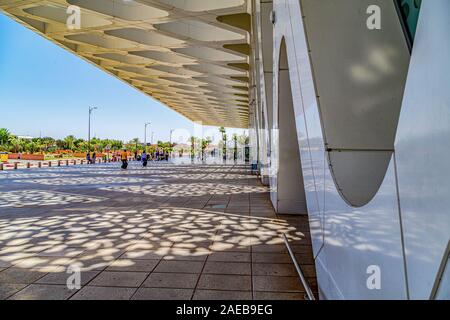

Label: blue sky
[0,13,243,143]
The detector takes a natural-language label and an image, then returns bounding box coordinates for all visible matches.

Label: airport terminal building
[1,0,448,299]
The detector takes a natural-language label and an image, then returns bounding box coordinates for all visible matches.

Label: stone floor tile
[293,253,315,265]
[252,244,288,253]
[106,259,159,272]
[154,261,204,274]
[36,270,100,286]
[8,284,76,300]
[36,246,85,258]
[162,253,208,262]
[197,274,251,291]
[253,291,305,300]
[193,290,252,300]
[122,250,164,260]
[252,253,293,264]
[253,276,304,293]
[89,271,148,287]
[0,283,28,300]
[253,263,297,277]
[209,243,251,253]
[70,286,136,300]
[11,257,75,271]
[298,265,317,278]
[143,273,199,289]
[203,262,251,275]
[208,252,251,263]
[73,259,114,272]
[132,288,193,300]
[0,268,46,284]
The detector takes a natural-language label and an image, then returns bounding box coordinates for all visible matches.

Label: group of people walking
[86,150,163,170]
[120,150,151,170]
[135,150,170,162]
[86,152,97,164]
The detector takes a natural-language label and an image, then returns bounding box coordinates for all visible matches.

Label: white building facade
[2,0,449,299]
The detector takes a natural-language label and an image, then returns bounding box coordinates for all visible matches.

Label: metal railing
[0,158,119,171]
[283,234,316,300]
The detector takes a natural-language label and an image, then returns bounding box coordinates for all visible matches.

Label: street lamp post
[144,122,151,150]
[169,129,175,158]
[88,107,98,152]
[170,129,175,144]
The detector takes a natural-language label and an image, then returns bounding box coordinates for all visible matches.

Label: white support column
[252,0,274,184]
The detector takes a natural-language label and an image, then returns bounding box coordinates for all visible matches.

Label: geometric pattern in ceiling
[0,0,251,128]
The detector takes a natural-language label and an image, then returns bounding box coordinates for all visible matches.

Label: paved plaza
[0,161,316,300]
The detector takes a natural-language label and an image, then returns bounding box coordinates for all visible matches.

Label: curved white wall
[267,0,450,299]
[394,0,450,299]
[272,0,408,299]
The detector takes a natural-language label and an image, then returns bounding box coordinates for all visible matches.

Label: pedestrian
[92,152,96,164]
[121,149,128,170]
[86,152,91,164]
[142,151,148,167]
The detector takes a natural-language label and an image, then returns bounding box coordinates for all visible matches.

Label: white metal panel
[273,0,408,299]
[299,0,410,208]
[394,0,450,300]
[272,0,323,256]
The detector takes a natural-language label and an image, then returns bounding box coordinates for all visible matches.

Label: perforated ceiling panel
[0,0,251,128]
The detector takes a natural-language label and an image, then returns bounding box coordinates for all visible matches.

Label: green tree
[0,128,10,145]
[63,135,76,151]
[0,128,12,151]
[26,140,40,154]
[157,141,174,154]
[73,138,86,151]
[8,136,20,153]
[125,138,142,154]
[110,140,124,151]
[237,134,249,147]
[232,134,238,162]
[38,137,55,152]
[75,140,89,152]
[190,136,196,160]
[56,139,66,150]
[201,137,212,162]
[219,127,227,161]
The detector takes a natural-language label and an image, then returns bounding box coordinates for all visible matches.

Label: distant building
[17,135,34,140]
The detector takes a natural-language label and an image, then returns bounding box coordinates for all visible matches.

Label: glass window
[395,0,422,48]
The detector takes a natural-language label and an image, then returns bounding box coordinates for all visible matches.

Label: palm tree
[232,133,238,162]
[110,140,123,151]
[74,138,85,151]
[123,138,140,154]
[219,127,227,161]
[0,129,11,151]
[18,139,28,153]
[237,134,249,147]
[56,139,65,150]
[8,136,20,153]
[26,141,40,154]
[190,136,196,160]
[37,137,54,152]
[201,137,212,162]
[63,135,76,151]
[0,128,10,145]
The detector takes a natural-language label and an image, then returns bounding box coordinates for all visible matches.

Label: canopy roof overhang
[0,0,252,128]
